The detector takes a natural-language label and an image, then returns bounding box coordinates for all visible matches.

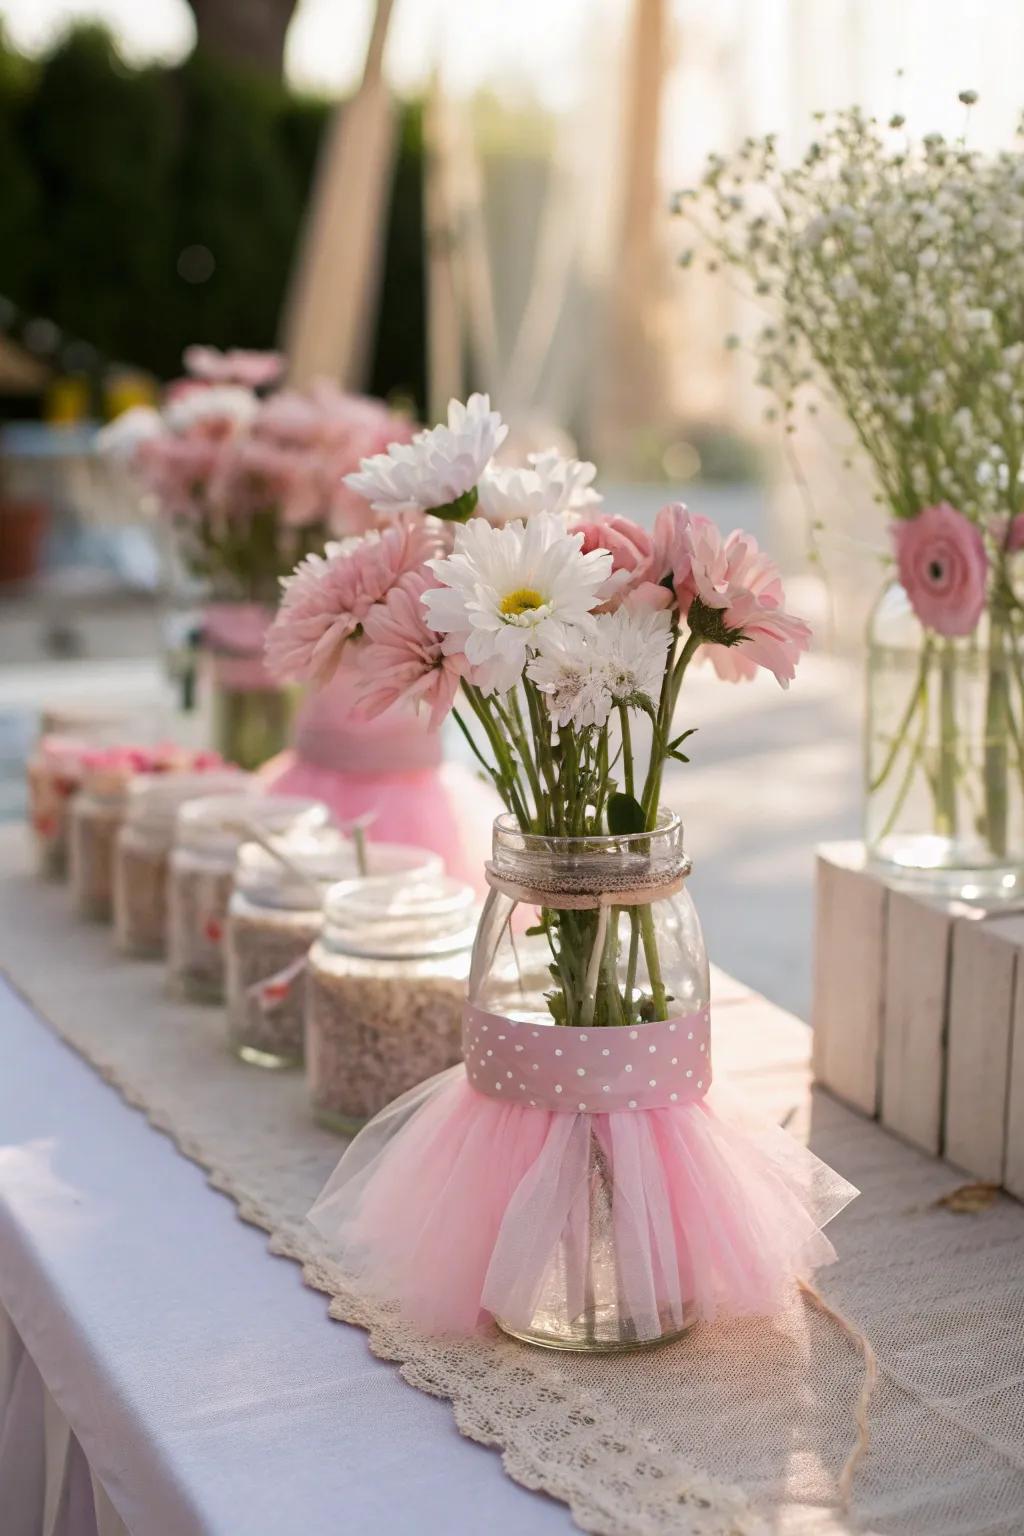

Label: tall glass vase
[865,580,1024,899]
[201,603,294,771]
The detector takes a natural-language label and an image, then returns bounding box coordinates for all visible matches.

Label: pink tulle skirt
[257,668,500,891]
[308,1064,858,1339]
[259,756,498,892]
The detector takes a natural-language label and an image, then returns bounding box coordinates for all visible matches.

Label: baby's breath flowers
[677,100,1024,867]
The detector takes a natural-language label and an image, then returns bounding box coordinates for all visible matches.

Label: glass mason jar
[866,581,1024,899]
[27,736,87,879]
[226,838,442,1070]
[307,874,477,1133]
[468,811,707,1351]
[68,772,131,921]
[113,770,249,958]
[200,603,294,771]
[167,792,329,1002]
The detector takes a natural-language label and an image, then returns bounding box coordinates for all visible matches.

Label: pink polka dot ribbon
[462,1004,712,1113]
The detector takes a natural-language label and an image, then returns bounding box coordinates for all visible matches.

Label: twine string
[798,1277,878,1511]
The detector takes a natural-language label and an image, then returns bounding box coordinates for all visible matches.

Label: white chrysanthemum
[95,406,163,462]
[598,606,672,707]
[527,623,613,729]
[422,511,613,694]
[526,608,671,731]
[344,393,507,517]
[477,449,602,526]
[163,385,259,433]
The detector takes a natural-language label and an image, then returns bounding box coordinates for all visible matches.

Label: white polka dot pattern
[461,1004,712,1112]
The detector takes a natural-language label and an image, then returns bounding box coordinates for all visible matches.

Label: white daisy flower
[477,450,602,526]
[163,385,259,433]
[528,449,602,514]
[527,622,613,730]
[95,406,163,462]
[422,511,613,694]
[598,606,672,709]
[344,393,507,519]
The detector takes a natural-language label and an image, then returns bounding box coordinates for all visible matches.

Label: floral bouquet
[675,100,1024,894]
[100,347,415,768]
[269,395,856,1348]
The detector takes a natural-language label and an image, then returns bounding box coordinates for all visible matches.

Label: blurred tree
[0,28,40,301]
[184,0,299,81]
[20,26,176,370]
[0,23,426,407]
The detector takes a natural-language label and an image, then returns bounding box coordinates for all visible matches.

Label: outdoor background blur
[1,0,1019,1012]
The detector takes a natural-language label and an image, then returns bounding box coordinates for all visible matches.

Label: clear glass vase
[200,603,294,771]
[865,580,1024,900]
[468,811,707,1351]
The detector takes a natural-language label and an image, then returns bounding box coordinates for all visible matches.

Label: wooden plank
[945,913,1024,1183]
[1004,955,1024,1200]
[812,843,886,1117]
[880,891,956,1155]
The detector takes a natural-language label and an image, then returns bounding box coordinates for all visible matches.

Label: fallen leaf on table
[933,1182,1000,1214]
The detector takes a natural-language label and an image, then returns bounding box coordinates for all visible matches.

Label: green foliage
[606,792,646,836]
[0,23,426,405]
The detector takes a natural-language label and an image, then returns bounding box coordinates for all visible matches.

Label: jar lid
[235,837,443,912]
[175,793,330,860]
[322,873,478,959]
[125,769,253,838]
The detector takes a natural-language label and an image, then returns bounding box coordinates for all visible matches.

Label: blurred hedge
[0,24,426,408]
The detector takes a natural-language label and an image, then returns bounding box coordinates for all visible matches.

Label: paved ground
[0,481,863,1019]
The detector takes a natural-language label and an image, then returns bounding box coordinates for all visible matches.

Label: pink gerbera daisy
[265,520,439,686]
[355,571,464,729]
[654,503,812,687]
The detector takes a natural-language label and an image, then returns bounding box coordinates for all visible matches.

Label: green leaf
[607,791,646,835]
[668,727,698,751]
[430,486,478,522]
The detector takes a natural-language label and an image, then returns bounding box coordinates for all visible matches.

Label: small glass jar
[307,874,477,1133]
[226,838,442,1070]
[68,771,131,921]
[114,770,249,958]
[468,811,707,1351]
[27,735,87,879]
[167,793,329,1002]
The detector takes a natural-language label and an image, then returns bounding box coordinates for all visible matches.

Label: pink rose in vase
[892,503,988,637]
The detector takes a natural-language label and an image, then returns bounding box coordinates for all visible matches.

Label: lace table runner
[2,826,1024,1536]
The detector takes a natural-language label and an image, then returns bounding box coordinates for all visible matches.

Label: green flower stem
[869,640,932,795]
[619,705,635,799]
[984,611,1010,859]
[642,629,699,828]
[639,903,669,1021]
[461,683,531,827]
[876,662,930,844]
[580,903,609,1029]
[624,908,641,1023]
[936,640,959,839]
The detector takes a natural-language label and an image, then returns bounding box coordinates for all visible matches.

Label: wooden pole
[280,0,398,389]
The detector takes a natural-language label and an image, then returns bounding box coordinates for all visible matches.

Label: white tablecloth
[0,978,573,1536]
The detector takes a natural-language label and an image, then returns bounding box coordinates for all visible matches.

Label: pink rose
[575,514,670,612]
[893,503,988,637]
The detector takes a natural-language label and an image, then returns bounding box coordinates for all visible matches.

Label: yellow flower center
[499,587,545,617]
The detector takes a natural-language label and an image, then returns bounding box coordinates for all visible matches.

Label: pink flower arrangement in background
[893,502,988,637]
[182,345,285,389]
[99,347,416,601]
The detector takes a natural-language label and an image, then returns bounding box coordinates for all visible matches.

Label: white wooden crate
[813,842,1024,1198]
